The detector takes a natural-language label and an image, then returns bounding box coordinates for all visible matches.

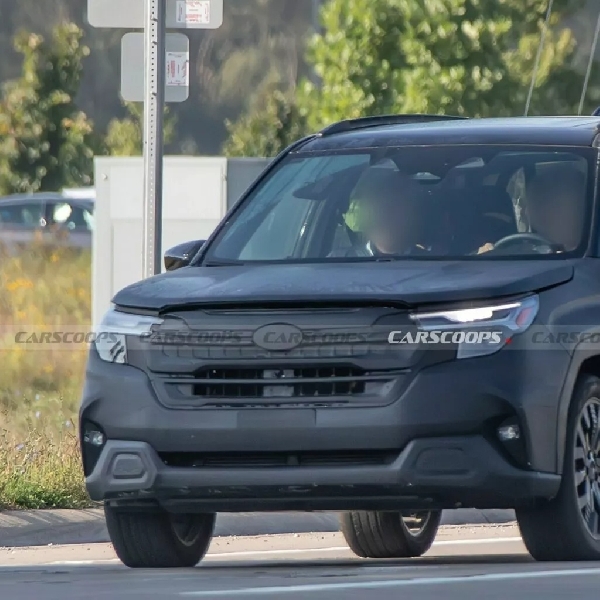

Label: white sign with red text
[166,52,189,87]
[176,0,210,25]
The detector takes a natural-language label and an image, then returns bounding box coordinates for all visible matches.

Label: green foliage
[224,0,595,155]
[298,0,589,129]
[223,81,310,157]
[105,102,177,156]
[0,428,89,510]
[0,22,98,194]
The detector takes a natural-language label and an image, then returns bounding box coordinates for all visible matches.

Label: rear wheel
[340,510,442,558]
[516,374,600,561]
[105,504,216,568]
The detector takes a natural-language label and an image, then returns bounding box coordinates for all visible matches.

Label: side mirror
[164,240,205,271]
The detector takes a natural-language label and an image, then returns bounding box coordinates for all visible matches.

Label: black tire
[104,504,216,568]
[340,510,442,558]
[516,374,600,561]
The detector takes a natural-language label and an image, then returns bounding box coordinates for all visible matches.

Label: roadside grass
[0,425,90,509]
[0,242,91,509]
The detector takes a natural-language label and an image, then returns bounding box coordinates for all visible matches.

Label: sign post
[142,0,166,278]
[87,0,223,277]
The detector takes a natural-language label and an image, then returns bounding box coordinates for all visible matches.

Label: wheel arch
[556,347,600,474]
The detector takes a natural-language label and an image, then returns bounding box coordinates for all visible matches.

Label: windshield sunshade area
[205,145,595,263]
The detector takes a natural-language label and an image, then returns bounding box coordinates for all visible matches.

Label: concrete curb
[0,508,515,548]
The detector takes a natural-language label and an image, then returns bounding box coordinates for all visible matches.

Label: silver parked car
[0,192,94,251]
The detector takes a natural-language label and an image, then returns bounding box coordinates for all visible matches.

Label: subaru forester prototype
[82,114,600,568]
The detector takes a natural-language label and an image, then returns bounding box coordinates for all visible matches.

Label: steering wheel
[492,232,555,252]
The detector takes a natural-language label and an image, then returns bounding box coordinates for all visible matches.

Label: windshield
[204,145,595,263]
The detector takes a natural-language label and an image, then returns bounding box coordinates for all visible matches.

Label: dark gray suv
[81,114,600,568]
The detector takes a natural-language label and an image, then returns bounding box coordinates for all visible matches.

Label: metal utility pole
[142,0,166,278]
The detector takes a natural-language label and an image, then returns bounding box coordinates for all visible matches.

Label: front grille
[155,364,401,408]
[145,307,413,409]
[152,362,405,408]
[193,366,365,398]
[159,450,396,469]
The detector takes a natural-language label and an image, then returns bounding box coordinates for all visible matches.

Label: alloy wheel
[400,511,432,537]
[170,515,205,547]
[574,397,600,538]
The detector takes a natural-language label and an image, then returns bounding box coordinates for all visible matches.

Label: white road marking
[433,536,522,546]
[44,536,523,565]
[204,536,522,559]
[48,559,121,565]
[179,567,600,596]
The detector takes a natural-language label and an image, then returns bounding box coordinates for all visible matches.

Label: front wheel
[516,374,600,561]
[105,504,216,568]
[340,510,442,558]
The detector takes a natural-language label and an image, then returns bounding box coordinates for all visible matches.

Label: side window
[0,202,45,227]
[508,159,588,236]
[238,197,313,260]
[50,202,94,231]
[215,155,371,261]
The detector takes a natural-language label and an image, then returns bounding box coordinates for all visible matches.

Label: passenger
[477,166,587,254]
[331,168,430,257]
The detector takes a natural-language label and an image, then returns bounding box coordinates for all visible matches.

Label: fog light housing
[498,423,520,441]
[496,417,528,468]
[81,420,106,476]
[84,430,106,446]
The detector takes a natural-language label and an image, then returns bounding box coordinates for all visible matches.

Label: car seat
[441,186,518,255]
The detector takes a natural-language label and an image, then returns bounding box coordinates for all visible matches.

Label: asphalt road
[1,525,599,599]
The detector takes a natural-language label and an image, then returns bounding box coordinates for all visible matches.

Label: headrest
[529,164,586,198]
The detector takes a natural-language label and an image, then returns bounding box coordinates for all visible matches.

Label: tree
[105,102,177,156]
[298,0,589,128]
[0,22,98,194]
[222,80,310,157]
[224,0,594,156]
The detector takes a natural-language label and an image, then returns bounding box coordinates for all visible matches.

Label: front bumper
[86,435,560,512]
[80,344,569,511]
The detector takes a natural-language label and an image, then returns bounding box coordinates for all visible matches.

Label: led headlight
[410,295,539,359]
[94,306,163,364]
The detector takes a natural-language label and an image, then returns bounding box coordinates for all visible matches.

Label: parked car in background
[62,187,97,201]
[0,191,94,251]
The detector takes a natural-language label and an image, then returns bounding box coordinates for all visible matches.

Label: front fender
[555,332,600,473]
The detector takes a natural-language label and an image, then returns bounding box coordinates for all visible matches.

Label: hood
[112,260,574,313]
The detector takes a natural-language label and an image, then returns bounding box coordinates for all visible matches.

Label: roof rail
[319,114,469,136]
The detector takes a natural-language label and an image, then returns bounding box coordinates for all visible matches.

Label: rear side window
[0,202,45,227]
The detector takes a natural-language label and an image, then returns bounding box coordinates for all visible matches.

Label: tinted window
[206,145,593,263]
[50,202,94,231]
[0,202,45,227]
[215,154,371,261]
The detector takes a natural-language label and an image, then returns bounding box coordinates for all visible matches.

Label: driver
[331,167,430,257]
[477,166,587,254]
